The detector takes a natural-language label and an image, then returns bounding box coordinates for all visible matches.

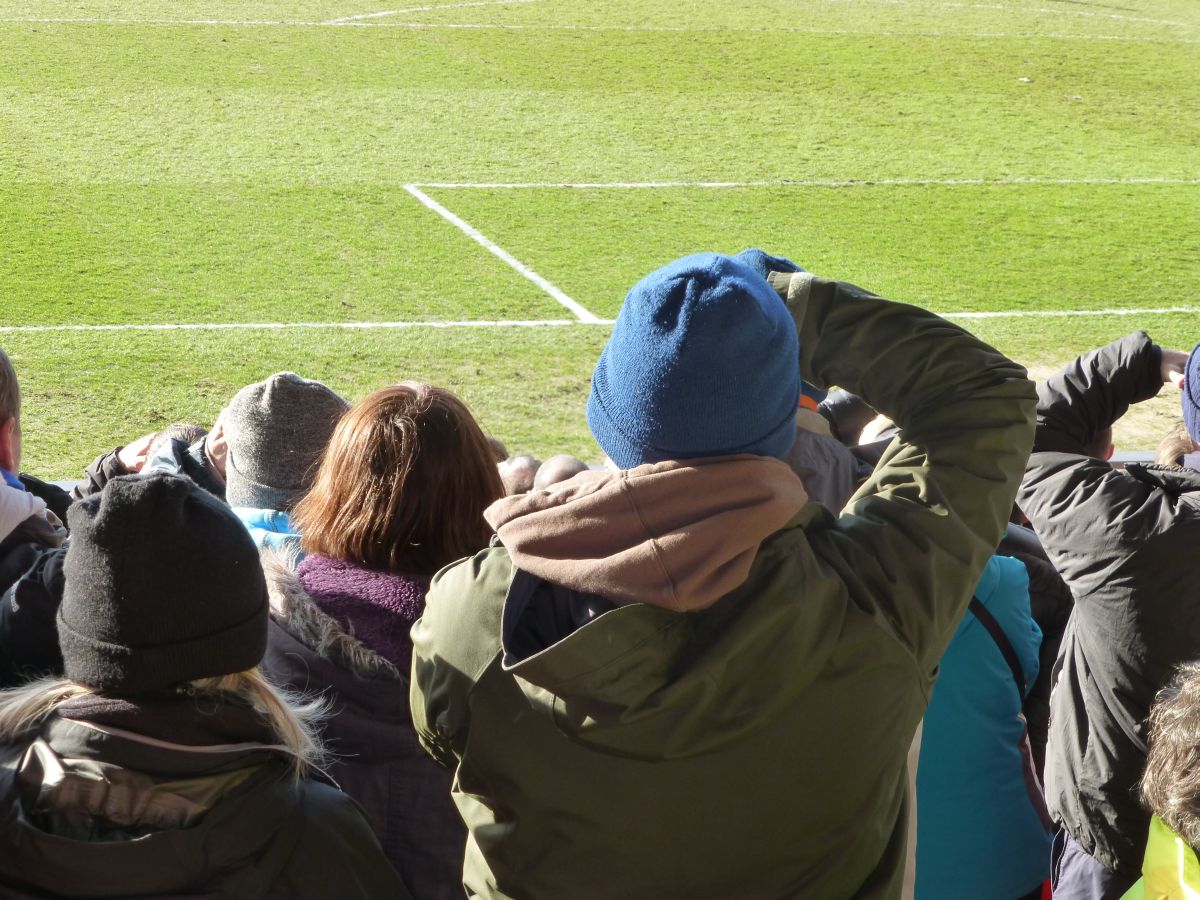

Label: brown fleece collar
[485,455,808,612]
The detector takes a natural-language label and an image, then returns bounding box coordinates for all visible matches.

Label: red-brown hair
[294,383,504,574]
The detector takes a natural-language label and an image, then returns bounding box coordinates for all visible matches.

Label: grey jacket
[1017,331,1200,876]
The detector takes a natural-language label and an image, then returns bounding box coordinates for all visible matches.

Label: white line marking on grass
[3,308,1196,334]
[3,17,313,25]
[820,0,1190,28]
[403,184,603,324]
[325,0,536,25]
[0,319,611,334]
[412,178,1200,189]
[941,307,1200,320]
[333,24,1200,44]
[2,19,1197,42]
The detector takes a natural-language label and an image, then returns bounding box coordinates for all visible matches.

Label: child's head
[1141,662,1200,849]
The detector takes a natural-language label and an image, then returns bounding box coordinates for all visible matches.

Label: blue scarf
[0,468,23,491]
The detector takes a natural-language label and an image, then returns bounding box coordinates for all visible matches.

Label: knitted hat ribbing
[223,372,349,511]
[587,253,801,469]
[57,473,268,694]
[732,247,804,280]
[734,248,825,408]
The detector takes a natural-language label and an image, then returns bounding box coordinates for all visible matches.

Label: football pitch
[1,0,1198,474]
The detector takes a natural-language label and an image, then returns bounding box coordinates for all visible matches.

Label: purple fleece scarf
[296,555,430,677]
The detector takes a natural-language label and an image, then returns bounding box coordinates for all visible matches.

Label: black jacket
[75,438,225,502]
[0,693,411,899]
[997,522,1074,780]
[1017,331,1200,876]
[144,437,225,500]
[0,488,67,689]
[71,446,127,501]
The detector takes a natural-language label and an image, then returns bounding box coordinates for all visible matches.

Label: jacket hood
[0,697,314,899]
[485,454,807,612]
[262,556,423,768]
[481,455,826,761]
[264,553,401,682]
[0,484,65,549]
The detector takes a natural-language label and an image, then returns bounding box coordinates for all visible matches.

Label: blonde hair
[0,669,328,782]
[1157,419,1194,466]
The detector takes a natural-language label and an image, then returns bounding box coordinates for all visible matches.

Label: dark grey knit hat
[57,473,268,694]
[223,372,349,511]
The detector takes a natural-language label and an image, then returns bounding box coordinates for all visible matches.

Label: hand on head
[117,432,158,474]
[1161,349,1188,390]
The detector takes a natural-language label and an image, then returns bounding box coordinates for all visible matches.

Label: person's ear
[0,417,18,473]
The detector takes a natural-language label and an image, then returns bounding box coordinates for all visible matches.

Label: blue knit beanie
[587,253,801,469]
[733,247,804,279]
[733,248,825,406]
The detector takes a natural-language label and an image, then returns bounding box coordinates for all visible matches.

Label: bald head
[533,455,590,490]
[499,454,541,496]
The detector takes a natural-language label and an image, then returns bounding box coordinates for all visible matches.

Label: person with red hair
[264,382,504,899]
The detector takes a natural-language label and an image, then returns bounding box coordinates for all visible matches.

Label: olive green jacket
[411,273,1036,900]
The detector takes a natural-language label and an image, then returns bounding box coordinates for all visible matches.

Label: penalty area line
[402,184,604,324]
[0,21,1195,42]
[410,177,1200,189]
[3,309,1198,334]
[0,319,612,334]
[940,307,1200,320]
[324,0,538,25]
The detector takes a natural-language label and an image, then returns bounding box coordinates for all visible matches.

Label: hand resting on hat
[1162,348,1188,390]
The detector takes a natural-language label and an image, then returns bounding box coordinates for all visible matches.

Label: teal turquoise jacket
[411,272,1036,899]
[916,553,1049,899]
[231,507,302,561]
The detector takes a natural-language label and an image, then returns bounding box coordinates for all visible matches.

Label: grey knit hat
[57,473,268,694]
[223,372,349,511]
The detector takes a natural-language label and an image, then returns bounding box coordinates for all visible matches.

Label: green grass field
[1,0,1198,473]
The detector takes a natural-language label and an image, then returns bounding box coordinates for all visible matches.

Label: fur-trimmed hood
[261,553,417,761]
[260,555,467,899]
[263,552,400,682]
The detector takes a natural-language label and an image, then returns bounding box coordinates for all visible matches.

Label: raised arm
[1032,331,1167,455]
[1017,333,1188,598]
[767,270,1037,671]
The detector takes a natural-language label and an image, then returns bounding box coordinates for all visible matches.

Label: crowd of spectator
[0,249,1198,899]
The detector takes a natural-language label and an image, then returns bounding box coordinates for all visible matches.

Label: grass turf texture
[1,0,1198,473]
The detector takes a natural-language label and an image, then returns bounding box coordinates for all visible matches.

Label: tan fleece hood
[484,454,808,611]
